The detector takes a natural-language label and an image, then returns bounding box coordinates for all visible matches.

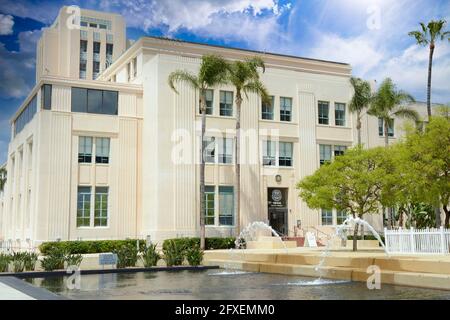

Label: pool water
[26,270,450,300]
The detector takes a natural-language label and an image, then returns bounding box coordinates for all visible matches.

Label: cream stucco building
[0,6,436,249]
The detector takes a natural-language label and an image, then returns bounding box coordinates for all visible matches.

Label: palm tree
[225,57,270,235]
[0,167,6,193]
[349,77,372,146]
[408,20,450,117]
[369,78,419,229]
[168,55,228,250]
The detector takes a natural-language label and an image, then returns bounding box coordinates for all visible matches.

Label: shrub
[113,244,138,268]
[65,254,83,267]
[12,252,27,273]
[347,234,385,244]
[39,239,146,255]
[40,247,66,271]
[23,252,39,271]
[185,245,204,266]
[0,253,11,272]
[141,244,160,267]
[162,240,184,267]
[162,237,235,252]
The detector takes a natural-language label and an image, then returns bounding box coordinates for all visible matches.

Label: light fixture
[275,174,282,182]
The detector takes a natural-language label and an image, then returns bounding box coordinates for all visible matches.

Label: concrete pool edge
[0,277,66,300]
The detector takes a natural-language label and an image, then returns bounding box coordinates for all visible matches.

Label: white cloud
[0,14,14,35]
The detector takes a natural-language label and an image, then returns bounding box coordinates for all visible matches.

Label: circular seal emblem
[272,189,282,202]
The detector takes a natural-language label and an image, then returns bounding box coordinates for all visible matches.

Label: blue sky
[0,0,449,163]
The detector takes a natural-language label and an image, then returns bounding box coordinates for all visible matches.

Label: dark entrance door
[267,188,288,236]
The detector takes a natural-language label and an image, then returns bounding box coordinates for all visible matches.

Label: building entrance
[267,188,288,236]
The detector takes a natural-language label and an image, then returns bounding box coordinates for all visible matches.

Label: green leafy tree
[349,77,372,145]
[225,57,271,234]
[409,20,450,117]
[297,146,395,251]
[168,55,229,249]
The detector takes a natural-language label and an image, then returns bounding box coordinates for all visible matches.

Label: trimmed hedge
[162,237,235,251]
[39,239,146,255]
[347,235,385,243]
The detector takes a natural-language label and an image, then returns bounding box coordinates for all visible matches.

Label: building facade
[0,6,437,249]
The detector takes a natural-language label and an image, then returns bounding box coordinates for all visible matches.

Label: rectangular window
[80,21,88,27]
[280,97,292,121]
[106,43,113,67]
[93,41,100,63]
[95,137,110,164]
[219,186,234,226]
[204,186,215,225]
[263,140,276,166]
[102,90,118,115]
[336,210,347,225]
[279,142,293,167]
[71,88,118,115]
[87,89,102,113]
[127,63,131,82]
[42,84,52,110]
[261,96,274,120]
[80,40,87,53]
[94,187,108,227]
[321,209,333,225]
[335,103,346,126]
[218,138,233,164]
[319,144,332,166]
[93,61,100,79]
[334,145,347,157]
[78,137,92,163]
[200,89,214,115]
[14,94,37,136]
[378,118,394,137]
[77,187,91,227]
[220,91,233,116]
[318,101,329,125]
[133,57,137,77]
[202,137,215,164]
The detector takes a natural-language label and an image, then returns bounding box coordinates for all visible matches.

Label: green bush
[113,244,138,268]
[141,244,160,267]
[162,240,184,267]
[12,252,26,273]
[65,254,83,267]
[41,247,66,271]
[185,245,204,266]
[39,239,146,255]
[0,253,11,272]
[162,237,235,252]
[347,234,385,244]
[23,252,39,271]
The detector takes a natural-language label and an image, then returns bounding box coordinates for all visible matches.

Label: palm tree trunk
[199,96,207,250]
[235,91,242,236]
[356,111,362,146]
[384,118,389,147]
[426,43,434,118]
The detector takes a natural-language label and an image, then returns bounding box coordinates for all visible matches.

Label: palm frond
[408,31,429,45]
[349,77,372,113]
[242,80,270,105]
[245,56,266,73]
[168,70,199,94]
[392,107,420,122]
[199,55,229,88]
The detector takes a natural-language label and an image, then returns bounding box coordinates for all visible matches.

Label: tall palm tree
[349,77,372,146]
[408,20,450,117]
[168,55,228,250]
[369,78,419,229]
[226,57,270,235]
[0,167,6,193]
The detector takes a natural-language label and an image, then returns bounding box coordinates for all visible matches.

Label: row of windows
[318,101,346,126]
[204,186,234,226]
[79,137,110,164]
[14,94,37,136]
[71,87,118,115]
[80,40,114,80]
[263,141,293,167]
[321,209,347,226]
[77,186,109,227]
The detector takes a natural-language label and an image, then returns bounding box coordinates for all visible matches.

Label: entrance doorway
[267,188,288,236]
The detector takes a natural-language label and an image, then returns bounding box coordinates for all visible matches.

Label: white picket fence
[384,227,450,255]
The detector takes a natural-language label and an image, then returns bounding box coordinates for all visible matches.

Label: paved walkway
[0,281,34,300]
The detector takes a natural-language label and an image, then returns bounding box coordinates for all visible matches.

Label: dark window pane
[71,88,87,113]
[93,42,100,53]
[42,84,52,110]
[102,90,118,115]
[87,89,103,114]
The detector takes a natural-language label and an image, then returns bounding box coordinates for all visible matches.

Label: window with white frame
[218,138,233,164]
[202,137,215,164]
[319,144,332,166]
[261,96,274,120]
[336,210,347,225]
[321,209,333,225]
[204,186,215,225]
[263,140,276,166]
[335,103,346,126]
[95,137,110,164]
[219,186,234,225]
[220,91,233,116]
[199,89,214,115]
[78,137,93,163]
[94,187,108,227]
[280,97,292,122]
[318,101,329,125]
[77,186,91,227]
[279,142,293,167]
[334,145,347,157]
[378,118,394,137]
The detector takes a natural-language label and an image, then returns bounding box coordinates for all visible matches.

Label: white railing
[385,227,450,255]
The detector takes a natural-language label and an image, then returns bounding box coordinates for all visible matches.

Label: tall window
[132,57,137,77]
[319,144,332,166]
[77,187,91,227]
[218,138,233,164]
[219,186,234,225]
[263,140,276,166]
[280,97,292,121]
[93,42,100,58]
[94,187,108,227]
[78,137,93,163]
[336,210,347,225]
[321,209,333,225]
[95,138,110,164]
[378,118,394,137]
[79,60,87,79]
[80,40,87,54]
[71,88,118,115]
[334,145,347,157]
[200,89,214,115]
[127,62,131,82]
[93,61,100,79]
[335,103,346,126]
[106,43,113,67]
[204,186,215,225]
[202,137,215,163]
[41,84,52,110]
[262,96,274,120]
[318,101,329,125]
[220,91,233,116]
[14,94,37,136]
[279,142,293,167]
